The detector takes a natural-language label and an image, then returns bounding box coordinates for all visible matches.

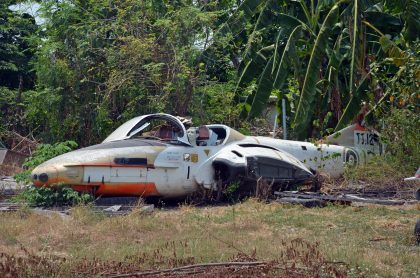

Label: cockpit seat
[154,125,174,140]
[196,126,218,146]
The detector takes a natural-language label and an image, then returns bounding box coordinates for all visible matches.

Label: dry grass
[0,200,419,277]
[338,156,419,194]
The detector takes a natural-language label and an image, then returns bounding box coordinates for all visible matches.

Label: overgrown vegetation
[225,0,420,139]
[1,0,242,146]
[344,94,419,187]
[12,185,92,207]
[381,110,419,167]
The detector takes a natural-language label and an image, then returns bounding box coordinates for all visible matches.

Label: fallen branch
[109,261,267,277]
[277,197,326,208]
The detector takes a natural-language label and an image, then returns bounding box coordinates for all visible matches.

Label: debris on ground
[103,205,122,212]
[31,208,71,220]
[0,176,28,199]
[275,191,417,207]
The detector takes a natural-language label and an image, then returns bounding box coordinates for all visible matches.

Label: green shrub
[13,185,93,207]
[380,109,419,167]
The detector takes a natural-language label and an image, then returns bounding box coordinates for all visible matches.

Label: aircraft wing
[195,144,314,190]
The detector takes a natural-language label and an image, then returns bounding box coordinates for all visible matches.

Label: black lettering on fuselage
[356,132,378,146]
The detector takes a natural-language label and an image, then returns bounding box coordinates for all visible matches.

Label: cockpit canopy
[103,113,245,146]
[103,114,190,144]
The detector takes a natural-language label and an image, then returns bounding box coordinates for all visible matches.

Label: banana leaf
[379,35,408,66]
[273,25,302,90]
[247,56,274,119]
[235,52,268,92]
[216,0,266,41]
[292,3,339,140]
[349,0,362,96]
[334,74,369,131]
[242,19,304,119]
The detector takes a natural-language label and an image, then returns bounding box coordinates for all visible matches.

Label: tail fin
[324,124,384,155]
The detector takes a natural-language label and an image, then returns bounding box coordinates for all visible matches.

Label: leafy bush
[14,141,78,183]
[380,109,419,167]
[13,185,92,207]
[190,81,240,126]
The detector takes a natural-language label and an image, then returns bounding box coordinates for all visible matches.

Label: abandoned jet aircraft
[31,113,383,198]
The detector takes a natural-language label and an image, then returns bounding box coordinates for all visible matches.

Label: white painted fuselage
[31,114,381,198]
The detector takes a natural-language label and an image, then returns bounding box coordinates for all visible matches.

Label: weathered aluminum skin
[32,114,382,198]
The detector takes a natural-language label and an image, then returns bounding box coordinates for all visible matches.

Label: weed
[224,181,241,195]
[12,185,93,207]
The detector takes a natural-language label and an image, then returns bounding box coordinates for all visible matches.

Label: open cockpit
[102,113,245,147]
[186,125,229,146]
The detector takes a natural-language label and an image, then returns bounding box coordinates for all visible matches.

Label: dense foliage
[0,0,37,136]
[0,0,418,147]
[228,0,419,139]
[1,0,241,146]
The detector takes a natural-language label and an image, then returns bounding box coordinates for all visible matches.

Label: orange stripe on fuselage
[70,163,154,169]
[35,177,159,197]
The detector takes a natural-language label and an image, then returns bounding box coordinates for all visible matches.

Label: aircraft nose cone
[31,165,58,186]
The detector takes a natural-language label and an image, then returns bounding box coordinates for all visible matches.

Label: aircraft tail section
[324,124,384,155]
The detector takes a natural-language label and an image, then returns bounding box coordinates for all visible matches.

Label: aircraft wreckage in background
[31,113,383,198]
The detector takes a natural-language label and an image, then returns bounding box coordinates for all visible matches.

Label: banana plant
[234,0,348,139]
[218,0,410,140]
[292,2,340,139]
